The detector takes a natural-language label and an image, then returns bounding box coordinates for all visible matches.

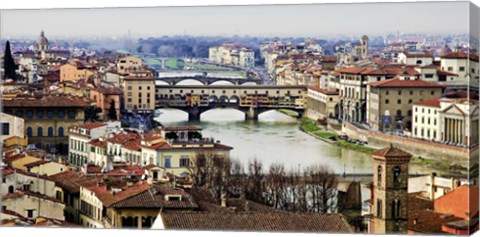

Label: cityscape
[0,2,479,235]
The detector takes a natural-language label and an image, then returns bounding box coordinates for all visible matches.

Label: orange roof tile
[414,98,441,108]
[368,78,445,88]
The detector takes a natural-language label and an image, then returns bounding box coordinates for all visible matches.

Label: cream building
[397,51,433,66]
[2,190,65,220]
[122,76,156,113]
[116,56,143,74]
[68,122,108,167]
[60,59,96,82]
[1,112,25,141]
[209,43,255,68]
[440,52,480,85]
[306,86,339,120]
[412,98,479,146]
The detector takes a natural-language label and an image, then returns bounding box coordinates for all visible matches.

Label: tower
[371,144,411,234]
[361,35,369,59]
[35,30,49,59]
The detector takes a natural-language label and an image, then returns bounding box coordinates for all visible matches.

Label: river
[154,108,433,175]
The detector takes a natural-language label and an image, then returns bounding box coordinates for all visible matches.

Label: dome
[36,30,49,46]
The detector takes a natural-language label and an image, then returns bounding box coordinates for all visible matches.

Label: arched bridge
[155,85,307,121]
[155,76,261,86]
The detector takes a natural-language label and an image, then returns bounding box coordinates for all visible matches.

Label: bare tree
[265,163,287,209]
[306,165,338,214]
[246,158,264,203]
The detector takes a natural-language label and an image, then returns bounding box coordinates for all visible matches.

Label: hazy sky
[0,1,470,39]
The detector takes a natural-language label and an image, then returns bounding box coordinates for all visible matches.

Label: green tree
[3,41,17,80]
[108,100,117,120]
[85,106,101,122]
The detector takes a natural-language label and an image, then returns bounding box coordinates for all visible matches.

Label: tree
[306,165,338,214]
[3,41,16,80]
[108,100,117,120]
[84,106,101,122]
[246,158,264,203]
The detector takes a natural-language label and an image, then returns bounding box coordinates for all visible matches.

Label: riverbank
[299,118,376,154]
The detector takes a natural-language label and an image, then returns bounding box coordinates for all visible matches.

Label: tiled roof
[78,122,106,130]
[2,153,26,163]
[372,145,412,158]
[434,185,479,220]
[88,139,107,149]
[368,78,445,88]
[338,67,367,74]
[2,94,90,107]
[24,160,49,168]
[94,182,151,207]
[307,86,339,95]
[402,51,433,58]
[437,70,458,76]
[122,139,142,151]
[414,98,441,108]
[92,87,123,95]
[110,185,198,209]
[442,52,479,62]
[106,165,144,177]
[3,190,64,205]
[107,132,140,144]
[49,171,82,193]
[161,212,352,233]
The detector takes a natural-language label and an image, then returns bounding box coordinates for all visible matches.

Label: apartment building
[122,76,156,113]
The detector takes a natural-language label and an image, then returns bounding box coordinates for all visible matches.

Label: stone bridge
[155,76,261,86]
[155,85,307,121]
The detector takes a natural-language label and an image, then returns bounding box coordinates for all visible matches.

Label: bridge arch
[210,80,235,86]
[229,95,240,104]
[208,95,219,103]
[219,95,230,103]
[175,79,205,86]
[155,80,169,86]
[241,81,258,86]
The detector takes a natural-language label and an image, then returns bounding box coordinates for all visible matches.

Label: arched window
[391,199,401,219]
[48,127,54,137]
[397,99,402,104]
[58,127,64,137]
[393,166,401,187]
[8,185,14,193]
[27,127,33,137]
[37,127,43,137]
[416,60,422,65]
[377,165,383,187]
[385,99,389,104]
[377,198,383,218]
[396,110,402,117]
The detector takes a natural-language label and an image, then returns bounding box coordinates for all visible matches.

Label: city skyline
[0,2,471,39]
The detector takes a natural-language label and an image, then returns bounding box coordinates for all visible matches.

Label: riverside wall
[342,123,478,167]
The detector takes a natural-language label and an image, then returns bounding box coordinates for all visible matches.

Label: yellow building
[116,55,143,75]
[122,76,156,113]
[60,60,96,82]
[2,94,90,154]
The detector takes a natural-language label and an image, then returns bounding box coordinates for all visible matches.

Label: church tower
[35,30,49,59]
[371,144,411,234]
[360,35,369,59]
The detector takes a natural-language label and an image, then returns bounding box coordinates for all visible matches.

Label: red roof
[402,51,433,58]
[78,121,106,130]
[442,52,479,62]
[372,146,412,158]
[107,132,140,144]
[414,98,441,108]
[307,86,339,95]
[434,185,479,220]
[368,78,445,88]
[2,94,90,108]
[89,139,107,149]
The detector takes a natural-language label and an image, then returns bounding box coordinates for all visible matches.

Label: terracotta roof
[402,51,433,58]
[92,87,123,95]
[122,139,142,151]
[437,70,458,76]
[368,78,445,88]
[107,132,140,144]
[110,185,198,209]
[161,212,352,232]
[2,94,90,108]
[49,171,82,193]
[3,190,64,204]
[2,153,26,163]
[88,139,107,149]
[106,165,144,177]
[307,86,339,95]
[78,122,106,130]
[434,185,479,220]
[372,145,412,158]
[338,67,367,74]
[24,160,49,168]
[442,52,479,62]
[93,182,151,207]
[414,98,441,108]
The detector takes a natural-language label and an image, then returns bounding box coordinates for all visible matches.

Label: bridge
[155,76,261,86]
[155,85,307,121]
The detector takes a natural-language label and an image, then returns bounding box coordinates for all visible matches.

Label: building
[2,190,65,221]
[397,51,433,66]
[116,55,143,75]
[2,94,90,154]
[209,43,255,68]
[90,87,122,120]
[366,78,445,131]
[408,174,470,200]
[48,171,82,223]
[68,122,108,167]
[440,52,480,84]
[0,112,25,141]
[60,59,96,82]
[412,98,479,146]
[306,86,339,120]
[369,145,412,234]
[122,76,156,113]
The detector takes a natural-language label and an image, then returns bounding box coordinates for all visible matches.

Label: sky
[0,1,471,39]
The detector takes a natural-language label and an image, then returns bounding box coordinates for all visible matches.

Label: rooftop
[2,94,90,108]
[368,78,445,88]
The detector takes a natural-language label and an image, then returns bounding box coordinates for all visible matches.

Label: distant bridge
[155,76,261,86]
[155,84,307,121]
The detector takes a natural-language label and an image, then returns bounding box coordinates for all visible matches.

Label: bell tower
[371,144,411,234]
[361,35,369,59]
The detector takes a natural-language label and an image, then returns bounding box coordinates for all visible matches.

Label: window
[2,123,9,135]
[385,99,389,104]
[393,166,401,187]
[27,127,33,137]
[416,60,422,65]
[56,190,62,201]
[425,74,434,78]
[431,90,435,96]
[58,127,64,137]
[408,110,412,116]
[67,110,75,119]
[392,200,401,219]
[48,127,54,137]
[397,99,401,104]
[127,86,132,90]
[377,199,383,218]
[398,90,402,95]
[27,210,34,218]
[377,165,383,187]
[180,157,190,167]
[447,67,453,71]
[26,110,33,119]
[47,110,54,119]
[459,66,465,72]
[8,185,14,193]
[37,127,43,137]
[396,110,402,117]
[14,110,24,118]
[410,90,413,95]
[164,156,171,168]
[386,90,389,95]
[58,110,65,119]
[36,110,44,119]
